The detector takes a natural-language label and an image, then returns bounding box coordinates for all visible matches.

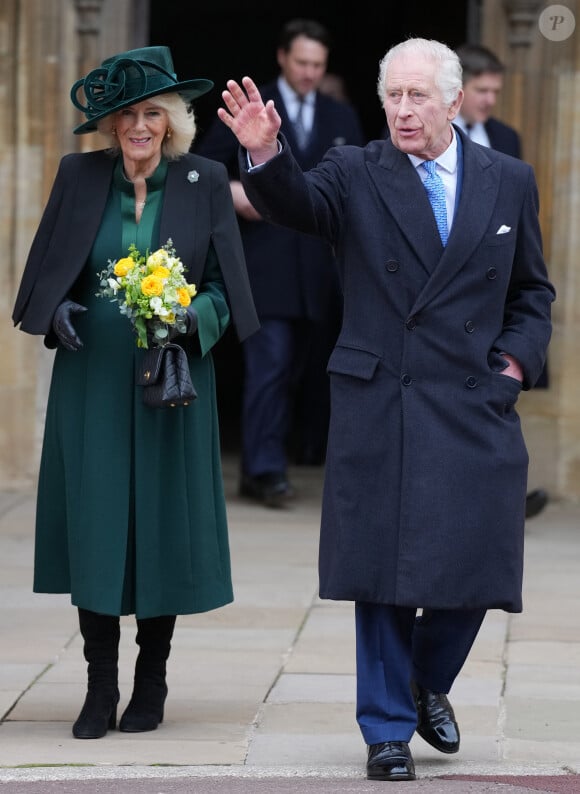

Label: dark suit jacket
[484,117,549,387]
[485,117,521,159]
[239,130,555,611]
[196,81,365,322]
[13,151,259,343]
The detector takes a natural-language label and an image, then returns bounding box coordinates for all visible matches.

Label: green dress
[33,157,233,619]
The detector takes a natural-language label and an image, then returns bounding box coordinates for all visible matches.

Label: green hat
[71,46,213,134]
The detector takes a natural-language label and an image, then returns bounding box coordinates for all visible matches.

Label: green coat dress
[33,157,236,619]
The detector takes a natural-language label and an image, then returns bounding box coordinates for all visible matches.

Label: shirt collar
[408,126,458,174]
[278,77,315,109]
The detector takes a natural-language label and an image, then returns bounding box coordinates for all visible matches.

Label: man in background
[456,43,549,520]
[454,43,521,156]
[196,18,365,507]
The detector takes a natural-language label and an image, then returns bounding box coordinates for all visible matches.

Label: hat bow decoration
[71,58,180,118]
[70,46,213,135]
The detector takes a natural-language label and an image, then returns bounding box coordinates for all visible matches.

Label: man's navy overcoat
[241,129,554,612]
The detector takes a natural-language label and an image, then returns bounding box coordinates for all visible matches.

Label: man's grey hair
[377,38,463,107]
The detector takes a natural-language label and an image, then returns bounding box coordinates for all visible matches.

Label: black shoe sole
[416,726,459,754]
[367,771,416,781]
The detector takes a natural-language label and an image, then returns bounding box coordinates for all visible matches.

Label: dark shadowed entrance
[148,2,469,451]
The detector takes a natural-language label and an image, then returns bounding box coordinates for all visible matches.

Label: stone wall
[2,0,579,502]
[1,0,145,487]
[482,0,579,499]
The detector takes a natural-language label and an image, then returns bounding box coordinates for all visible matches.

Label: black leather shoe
[525,488,549,519]
[413,682,460,753]
[239,473,295,508]
[366,741,416,781]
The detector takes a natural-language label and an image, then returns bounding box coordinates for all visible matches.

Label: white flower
[147,249,169,268]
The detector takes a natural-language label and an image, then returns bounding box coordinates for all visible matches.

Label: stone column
[548,62,580,498]
[483,0,580,499]
[75,1,104,152]
[2,0,143,488]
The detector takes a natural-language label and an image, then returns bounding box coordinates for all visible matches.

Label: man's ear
[448,89,464,120]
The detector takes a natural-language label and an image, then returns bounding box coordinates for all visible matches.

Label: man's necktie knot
[421,160,448,246]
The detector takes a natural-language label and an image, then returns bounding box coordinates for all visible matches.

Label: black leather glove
[52,300,87,351]
[168,306,198,341]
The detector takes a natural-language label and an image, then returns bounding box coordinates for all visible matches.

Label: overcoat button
[401,373,412,386]
[386,259,399,272]
[464,320,475,333]
[465,376,478,388]
[405,316,417,330]
[486,267,497,280]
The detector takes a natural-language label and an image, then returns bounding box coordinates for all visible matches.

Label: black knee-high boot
[119,614,176,732]
[72,608,120,739]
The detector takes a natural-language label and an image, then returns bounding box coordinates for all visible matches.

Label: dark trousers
[241,316,335,476]
[355,602,486,745]
[241,319,295,477]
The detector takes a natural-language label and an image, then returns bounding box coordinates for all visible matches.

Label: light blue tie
[421,160,448,246]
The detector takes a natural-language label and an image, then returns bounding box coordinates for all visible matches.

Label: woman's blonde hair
[97,92,197,159]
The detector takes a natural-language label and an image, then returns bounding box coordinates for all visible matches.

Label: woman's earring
[166,127,172,139]
[111,127,116,135]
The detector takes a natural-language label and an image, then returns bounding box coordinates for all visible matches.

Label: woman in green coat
[12,46,259,740]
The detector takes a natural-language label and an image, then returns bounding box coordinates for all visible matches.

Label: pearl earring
[166,127,172,139]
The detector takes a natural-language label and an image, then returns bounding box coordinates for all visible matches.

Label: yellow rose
[187,283,197,297]
[114,257,134,277]
[141,275,164,297]
[165,312,176,324]
[147,249,168,269]
[152,266,170,279]
[177,288,191,307]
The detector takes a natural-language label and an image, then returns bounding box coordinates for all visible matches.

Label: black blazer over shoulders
[13,150,259,343]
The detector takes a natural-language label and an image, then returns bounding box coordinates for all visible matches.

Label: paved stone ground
[0,457,579,793]
[0,774,579,793]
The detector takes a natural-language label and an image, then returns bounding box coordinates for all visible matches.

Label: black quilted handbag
[136,343,197,408]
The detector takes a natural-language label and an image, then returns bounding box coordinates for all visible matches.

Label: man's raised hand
[217,76,281,166]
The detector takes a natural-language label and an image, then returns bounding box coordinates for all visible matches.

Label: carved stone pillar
[501,0,543,131]
[2,0,144,488]
[75,1,104,151]
[503,0,543,46]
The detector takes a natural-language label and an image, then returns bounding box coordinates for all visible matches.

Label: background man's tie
[421,160,448,246]
[294,98,309,149]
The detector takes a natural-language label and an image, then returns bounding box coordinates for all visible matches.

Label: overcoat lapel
[367,136,502,311]
[367,141,443,275]
[413,138,501,312]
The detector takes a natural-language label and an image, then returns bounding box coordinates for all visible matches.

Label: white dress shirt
[278,77,315,133]
[455,114,491,148]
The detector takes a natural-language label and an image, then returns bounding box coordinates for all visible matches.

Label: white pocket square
[496,225,511,235]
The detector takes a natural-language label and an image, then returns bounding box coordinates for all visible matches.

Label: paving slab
[0,457,579,791]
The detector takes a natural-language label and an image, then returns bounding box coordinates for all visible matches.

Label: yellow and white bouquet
[96,238,197,348]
